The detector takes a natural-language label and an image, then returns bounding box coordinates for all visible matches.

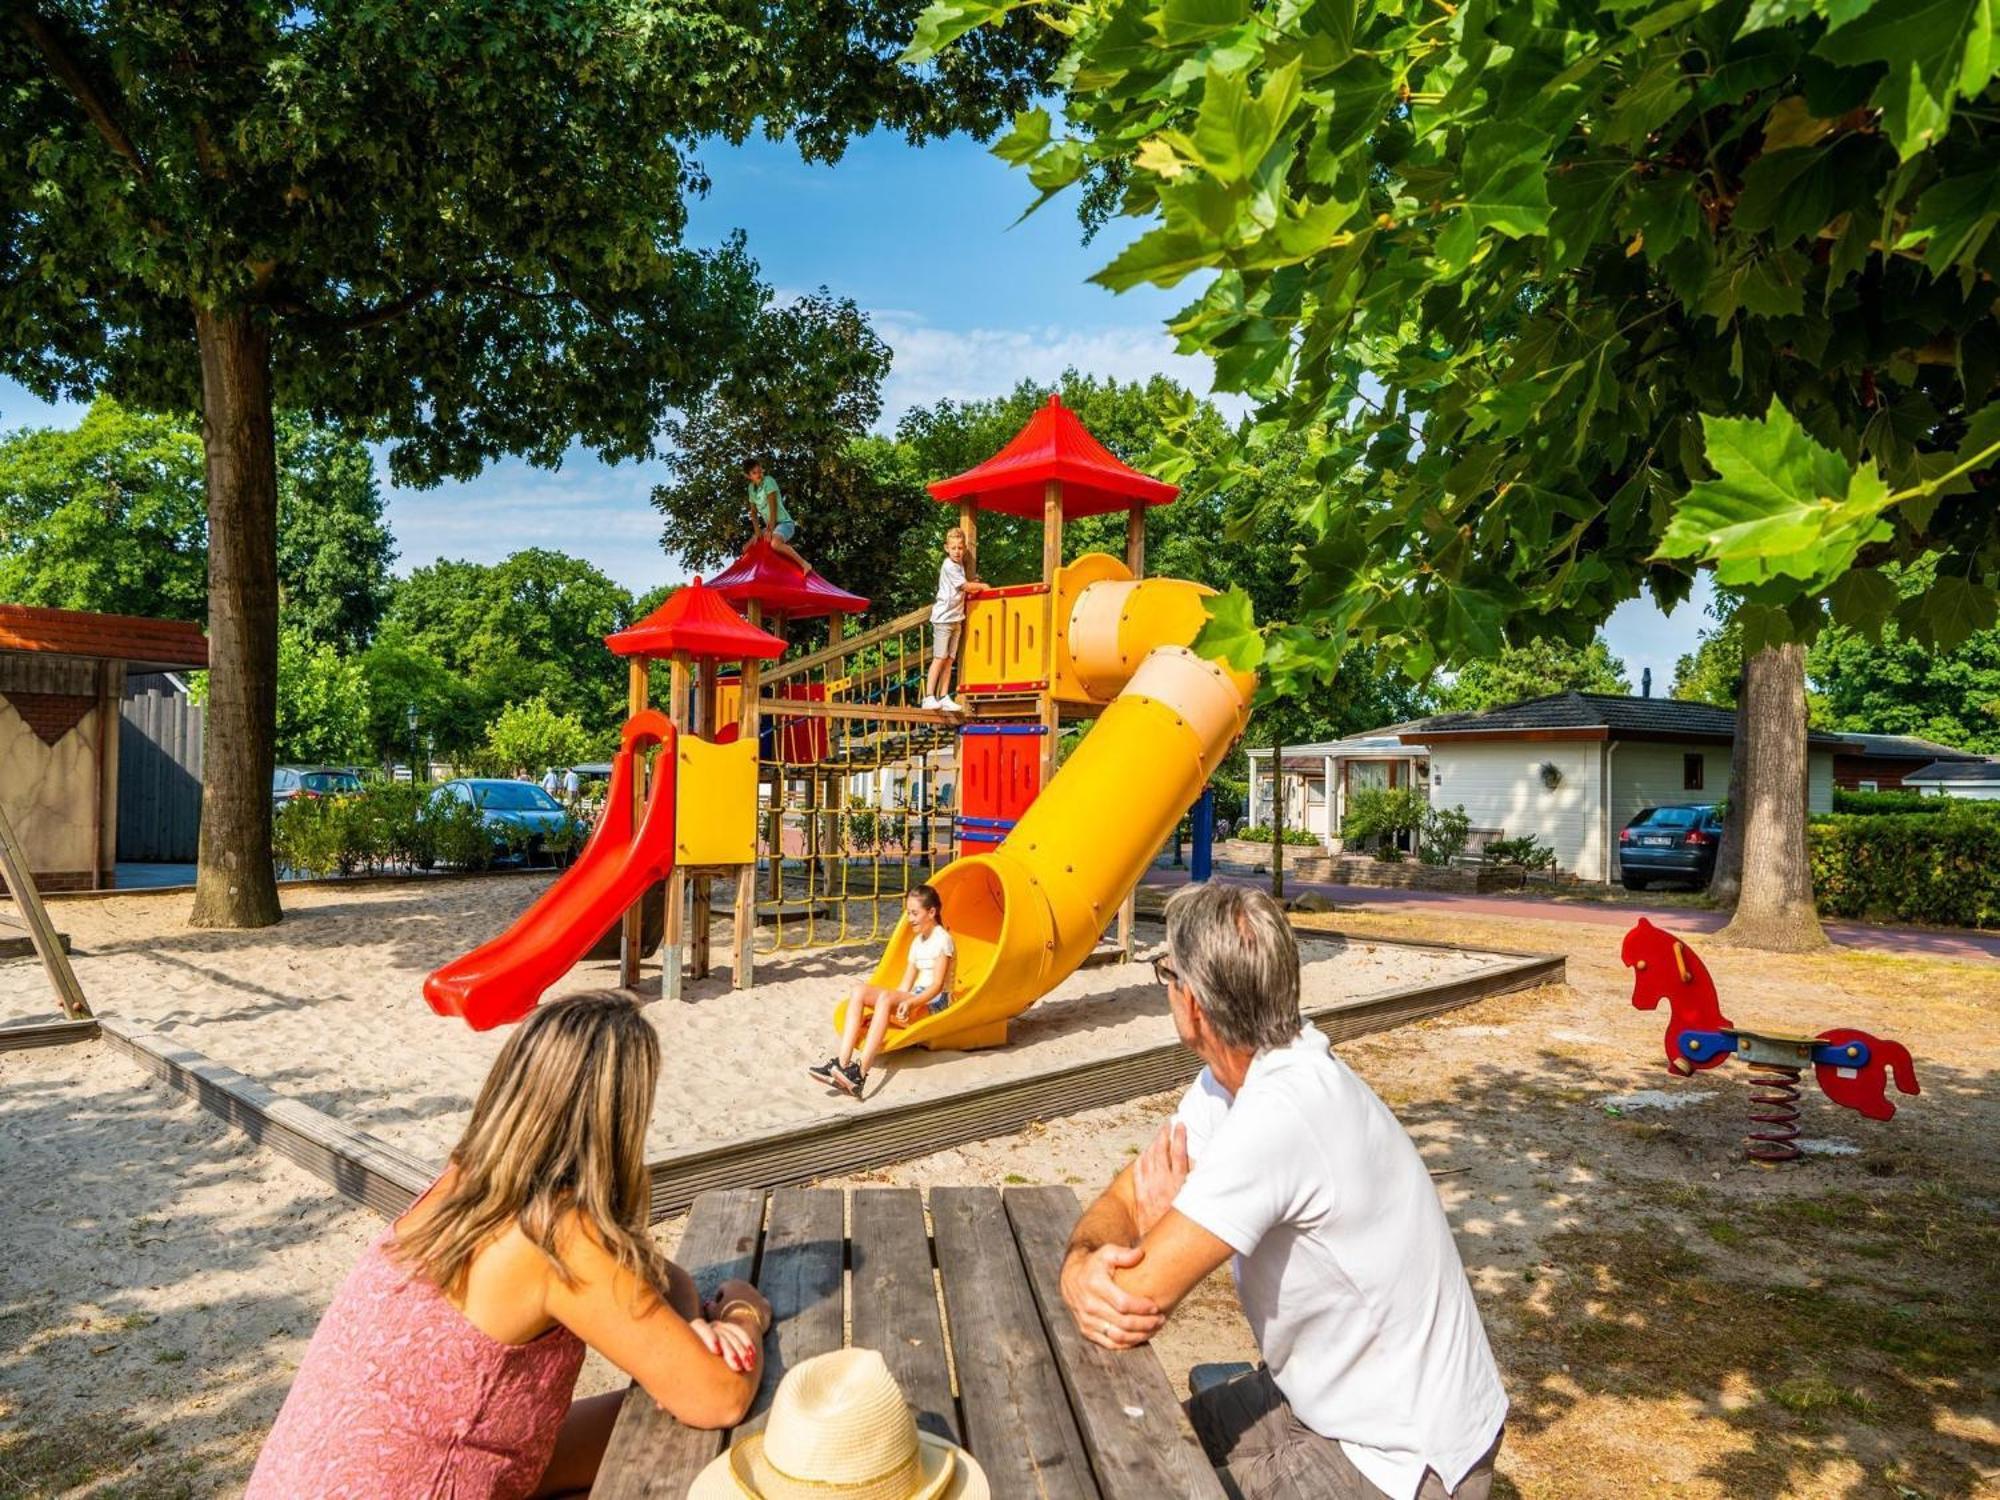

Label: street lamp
[406,705,423,784]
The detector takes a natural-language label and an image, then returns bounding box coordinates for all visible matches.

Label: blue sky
[0,129,1709,691]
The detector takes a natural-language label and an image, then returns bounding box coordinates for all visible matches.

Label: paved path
[1141,865,2000,963]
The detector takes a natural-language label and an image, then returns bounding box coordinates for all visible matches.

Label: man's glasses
[1152,957,1180,990]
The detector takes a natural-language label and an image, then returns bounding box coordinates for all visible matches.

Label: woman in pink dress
[249,990,771,1498]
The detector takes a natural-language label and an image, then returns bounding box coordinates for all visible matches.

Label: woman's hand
[688,1318,760,1373]
[705,1278,773,1336]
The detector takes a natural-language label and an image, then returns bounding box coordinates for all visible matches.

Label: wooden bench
[592,1186,1226,1499]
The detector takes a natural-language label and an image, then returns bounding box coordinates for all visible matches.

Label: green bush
[1484,834,1557,872]
[1830,787,1970,817]
[1342,787,1426,860]
[1420,804,1473,867]
[1232,825,1322,847]
[1810,808,2000,928]
[426,796,496,872]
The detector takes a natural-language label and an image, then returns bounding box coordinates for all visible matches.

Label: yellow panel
[959,592,1010,690]
[674,735,756,865]
[714,680,742,730]
[996,591,1050,688]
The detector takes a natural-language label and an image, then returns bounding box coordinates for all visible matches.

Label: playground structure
[424,394,1251,1050]
[1620,918,1920,1161]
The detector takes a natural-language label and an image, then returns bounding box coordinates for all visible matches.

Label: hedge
[1828,788,1978,817]
[1809,809,2000,928]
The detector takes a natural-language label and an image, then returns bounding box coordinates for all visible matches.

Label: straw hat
[688,1348,988,1500]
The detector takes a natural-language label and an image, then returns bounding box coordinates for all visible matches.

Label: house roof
[927,394,1179,520]
[1838,732,1984,762]
[1904,760,2000,783]
[1396,692,1856,750]
[707,535,871,619]
[604,577,787,662]
[0,603,209,672]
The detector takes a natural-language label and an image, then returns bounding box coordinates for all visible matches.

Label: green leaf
[1193,58,1303,185]
[1896,163,2000,271]
[1826,568,1899,635]
[1656,400,1895,590]
[992,107,1052,166]
[1434,581,1507,663]
[1733,147,1838,242]
[1156,0,1251,46]
[901,0,1021,63]
[1027,140,1088,195]
[1738,250,1809,317]
[1092,226,1220,291]
[1813,0,1999,157]
[1739,0,1818,36]
[1604,56,1693,148]
[1895,573,1999,649]
[1193,585,1266,671]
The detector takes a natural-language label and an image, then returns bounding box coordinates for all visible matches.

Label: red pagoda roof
[708,535,870,619]
[0,603,208,671]
[605,577,787,662]
[927,393,1179,519]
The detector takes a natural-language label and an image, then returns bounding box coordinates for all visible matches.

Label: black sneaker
[807,1057,840,1086]
[832,1060,866,1097]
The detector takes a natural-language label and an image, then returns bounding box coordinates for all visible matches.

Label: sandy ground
[0,876,1509,1164]
[4,883,1997,1498]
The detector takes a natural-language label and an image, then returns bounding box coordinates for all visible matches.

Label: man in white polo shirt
[1059,882,1507,1499]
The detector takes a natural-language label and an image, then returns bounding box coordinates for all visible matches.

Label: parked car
[272,766,365,807]
[430,778,582,866]
[1618,803,1723,890]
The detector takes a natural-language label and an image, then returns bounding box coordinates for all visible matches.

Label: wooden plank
[753,1187,845,1415]
[762,603,933,687]
[643,950,1563,1221]
[0,1017,99,1053]
[1004,1187,1227,1499]
[0,800,91,1019]
[621,658,651,986]
[754,698,959,727]
[849,1189,959,1445]
[932,1187,1100,1500]
[593,1188,767,1500]
[96,1016,434,1219]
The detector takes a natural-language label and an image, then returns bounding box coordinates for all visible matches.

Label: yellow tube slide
[836,555,1255,1052]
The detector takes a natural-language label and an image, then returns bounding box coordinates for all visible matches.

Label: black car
[272,766,365,807]
[1618,803,1722,890]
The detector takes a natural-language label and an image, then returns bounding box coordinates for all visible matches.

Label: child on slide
[808,884,955,1099]
[743,457,809,574]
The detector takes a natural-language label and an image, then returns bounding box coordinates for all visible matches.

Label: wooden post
[620,657,650,988]
[663,653,691,1002]
[958,500,978,567]
[826,611,845,683]
[1040,479,1063,787]
[0,802,90,1019]
[91,661,112,889]
[734,618,762,991]
[691,658,718,980]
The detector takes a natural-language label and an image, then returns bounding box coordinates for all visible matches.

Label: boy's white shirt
[931,556,968,624]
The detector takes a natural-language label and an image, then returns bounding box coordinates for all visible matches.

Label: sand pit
[5,875,1527,1169]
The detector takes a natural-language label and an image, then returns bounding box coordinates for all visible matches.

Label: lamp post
[406,705,422,785]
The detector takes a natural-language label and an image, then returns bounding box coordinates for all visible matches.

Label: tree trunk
[1708,661,1748,906]
[1718,642,1826,951]
[189,306,283,929]
[1270,732,1285,900]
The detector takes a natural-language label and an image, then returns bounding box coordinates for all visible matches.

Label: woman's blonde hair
[395,990,665,1295]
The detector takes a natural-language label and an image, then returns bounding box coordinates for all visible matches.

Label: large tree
[3,1,1049,927]
[0,398,393,643]
[1437,637,1630,714]
[916,0,2000,950]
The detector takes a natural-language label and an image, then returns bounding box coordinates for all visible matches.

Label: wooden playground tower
[617,394,1180,998]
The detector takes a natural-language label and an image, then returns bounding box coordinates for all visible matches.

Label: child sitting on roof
[743,458,808,574]
[808,884,955,1100]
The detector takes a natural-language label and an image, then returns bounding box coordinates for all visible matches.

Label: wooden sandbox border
[51,921,1563,1223]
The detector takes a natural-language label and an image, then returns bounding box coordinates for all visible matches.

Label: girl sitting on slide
[809,883,955,1100]
[248,991,772,1500]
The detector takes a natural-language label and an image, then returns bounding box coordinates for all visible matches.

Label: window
[1683,753,1704,791]
[1857,780,1878,793]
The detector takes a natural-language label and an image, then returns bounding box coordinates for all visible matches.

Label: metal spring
[1744,1062,1803,1163]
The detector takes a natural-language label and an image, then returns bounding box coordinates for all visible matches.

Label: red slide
[425,711,678,1031]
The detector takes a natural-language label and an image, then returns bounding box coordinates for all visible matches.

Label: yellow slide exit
[837,553,1255,1052]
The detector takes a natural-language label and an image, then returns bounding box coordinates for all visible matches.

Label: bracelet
[716,1298,768,1333]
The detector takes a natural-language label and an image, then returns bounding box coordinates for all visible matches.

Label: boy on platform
[922,527,979,713]
[743,458,808,573]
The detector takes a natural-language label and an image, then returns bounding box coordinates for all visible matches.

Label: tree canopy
[913,0,2000,682]
[1437,638,1631,714]
[0,397,394,640]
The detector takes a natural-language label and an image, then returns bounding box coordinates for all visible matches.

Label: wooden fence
[118,683,203,863]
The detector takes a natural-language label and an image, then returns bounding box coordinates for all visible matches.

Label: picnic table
[592,1185,1229,1499]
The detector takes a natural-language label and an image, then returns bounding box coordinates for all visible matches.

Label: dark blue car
[431,779,582,866]
[1618,803,1722,890]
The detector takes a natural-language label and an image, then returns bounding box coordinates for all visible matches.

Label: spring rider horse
[1620,918,1919,1161]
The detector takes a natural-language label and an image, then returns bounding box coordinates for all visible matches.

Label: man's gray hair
[1163,883,1302,1052]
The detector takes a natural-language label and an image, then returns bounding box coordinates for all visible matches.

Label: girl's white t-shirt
[908,926,955,995]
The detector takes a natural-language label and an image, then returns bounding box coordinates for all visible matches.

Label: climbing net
[755,611,958,953]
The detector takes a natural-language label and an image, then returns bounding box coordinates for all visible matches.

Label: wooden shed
[0,605,208,892]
